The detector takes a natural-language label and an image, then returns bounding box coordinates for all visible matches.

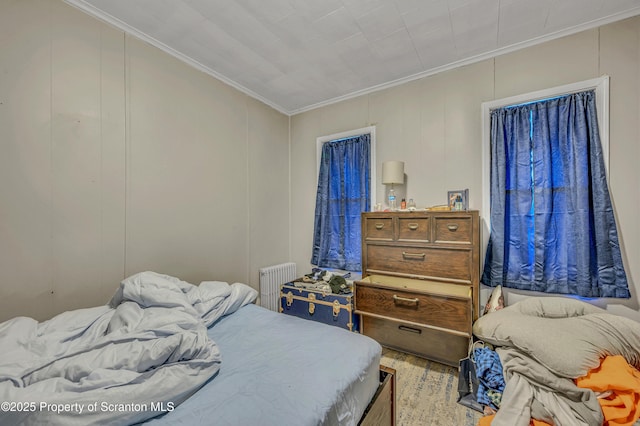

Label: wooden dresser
[355,210,480,366]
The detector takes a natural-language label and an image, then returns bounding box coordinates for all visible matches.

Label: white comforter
[0,271,257,426]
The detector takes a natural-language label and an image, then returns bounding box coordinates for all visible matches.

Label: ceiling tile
[288,0,344,21]
[355,2,406,41]
[544,0,607,31]
[401,1,451,38]
[313,6,362,43]
[235,0,294,23]
[342,0,388,18]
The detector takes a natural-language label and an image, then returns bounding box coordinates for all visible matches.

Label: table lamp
[382,161,404,210]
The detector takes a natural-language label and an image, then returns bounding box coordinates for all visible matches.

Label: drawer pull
[402,251,426,259]
[375,223,384,230]
[398,325,422,334]
[408,223,419,230]
[393,295,420,305]
[447,224,459,231]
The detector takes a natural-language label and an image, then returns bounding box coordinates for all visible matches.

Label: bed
[0,272,394,426]
[471,296,640,426]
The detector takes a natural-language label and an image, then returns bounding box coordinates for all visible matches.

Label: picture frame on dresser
[447,189,468,211]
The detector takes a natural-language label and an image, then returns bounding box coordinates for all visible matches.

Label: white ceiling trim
[289,6,640,115]
[63,0,290,115]
[63,0,640,116]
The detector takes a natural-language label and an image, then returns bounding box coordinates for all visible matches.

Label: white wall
[0,0,290,322]
[290,17,640,321]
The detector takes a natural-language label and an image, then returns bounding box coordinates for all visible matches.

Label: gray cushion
[473,297,640,378]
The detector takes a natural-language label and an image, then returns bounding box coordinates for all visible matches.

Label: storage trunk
[280,284,359,332]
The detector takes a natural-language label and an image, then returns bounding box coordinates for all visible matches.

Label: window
[481,79,629,298]
[311,127,376,272]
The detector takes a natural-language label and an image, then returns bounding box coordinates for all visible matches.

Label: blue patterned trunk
[279,284,359,332]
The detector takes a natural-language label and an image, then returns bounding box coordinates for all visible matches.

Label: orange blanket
[576,355,640,426]
[477,355,640,426]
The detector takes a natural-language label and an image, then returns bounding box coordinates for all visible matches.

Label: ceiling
[64,0,640,115]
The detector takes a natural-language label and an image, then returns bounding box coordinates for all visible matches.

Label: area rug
[381,347,482,426]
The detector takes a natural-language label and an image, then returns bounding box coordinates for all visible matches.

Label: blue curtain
[311,134,370,271]
[482,90,629,298]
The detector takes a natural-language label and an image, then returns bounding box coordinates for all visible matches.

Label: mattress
[146,303,382,426]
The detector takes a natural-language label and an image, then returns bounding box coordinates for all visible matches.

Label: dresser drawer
[365,245,472,281]
[433,216,473,244]
[361,316,469,366]
[363,217,394,241]
[397,217,430,242]
[355,283,471,333]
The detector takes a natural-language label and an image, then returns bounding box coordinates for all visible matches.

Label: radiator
[259,262,297,312]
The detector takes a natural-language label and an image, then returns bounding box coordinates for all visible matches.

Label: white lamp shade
[382,161,404,185]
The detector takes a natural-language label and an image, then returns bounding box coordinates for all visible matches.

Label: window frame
[480,76,610,262]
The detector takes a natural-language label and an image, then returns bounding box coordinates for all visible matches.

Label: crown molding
[63,1,640,116]
[288,7,640,115]
[63,0,290,115]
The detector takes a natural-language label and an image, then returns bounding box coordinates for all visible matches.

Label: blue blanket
[147,304,382,426]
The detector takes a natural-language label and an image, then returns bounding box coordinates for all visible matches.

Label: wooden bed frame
[359,365,396,426]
